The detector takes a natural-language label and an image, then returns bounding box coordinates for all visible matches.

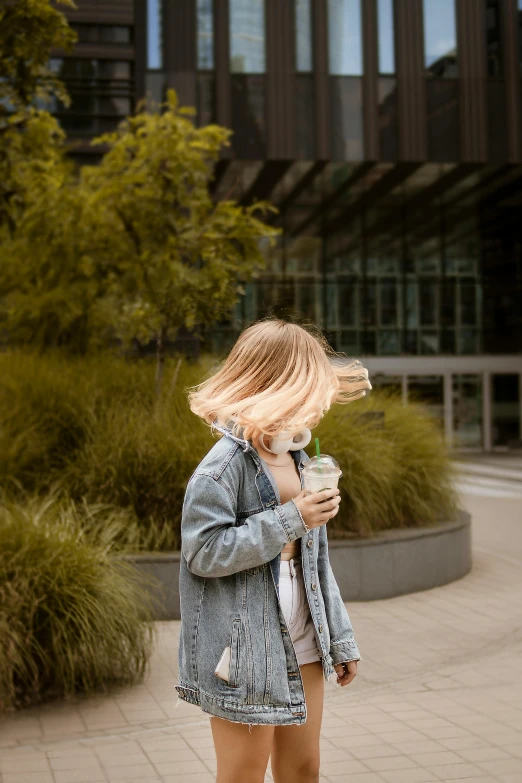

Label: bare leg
[271,661,324,783]
[211,717,274,783]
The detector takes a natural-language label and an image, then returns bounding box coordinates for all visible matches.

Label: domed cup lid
[302,454,342,476]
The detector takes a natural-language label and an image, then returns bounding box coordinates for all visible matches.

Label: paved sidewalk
[1,493,522,783]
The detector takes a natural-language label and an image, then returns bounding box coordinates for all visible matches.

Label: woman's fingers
[335,661,358,687]
[308,488,340,504]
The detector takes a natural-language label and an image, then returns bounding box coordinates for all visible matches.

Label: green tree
[0,0,76,239]
[0,0,76,113]
[85,91,279,394]
[0,93,279,384]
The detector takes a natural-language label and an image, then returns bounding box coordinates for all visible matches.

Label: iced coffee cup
[302,454,342,495]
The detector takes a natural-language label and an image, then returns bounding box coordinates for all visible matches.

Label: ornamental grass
[313,389,457,537]
[0,350,456,549]
[0,495,155,711]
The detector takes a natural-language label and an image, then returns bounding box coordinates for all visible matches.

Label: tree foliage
[0,109,68,240]
[0,0,76,114]
[0,92,279,383]
[0,0,74,240]
[86,91,278,387]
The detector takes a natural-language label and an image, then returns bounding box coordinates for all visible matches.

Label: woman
[177,319,371,783]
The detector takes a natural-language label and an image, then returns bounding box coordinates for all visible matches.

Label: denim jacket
[176,424,360,726]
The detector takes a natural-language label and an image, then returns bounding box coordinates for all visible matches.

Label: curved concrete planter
[123,510,471,620]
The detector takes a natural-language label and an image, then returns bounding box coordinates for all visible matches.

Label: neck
[254,436,292,466]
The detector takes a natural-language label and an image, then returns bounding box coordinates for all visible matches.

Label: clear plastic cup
[302,454,342,495]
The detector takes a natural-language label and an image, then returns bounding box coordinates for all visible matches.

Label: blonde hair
[188,319,371,442]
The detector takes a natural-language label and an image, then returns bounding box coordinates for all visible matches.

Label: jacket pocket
[228,618,241,688]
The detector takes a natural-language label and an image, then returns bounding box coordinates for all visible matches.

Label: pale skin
[211,439,358,783]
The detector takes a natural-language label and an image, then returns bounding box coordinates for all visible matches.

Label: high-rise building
[57,1,522,450]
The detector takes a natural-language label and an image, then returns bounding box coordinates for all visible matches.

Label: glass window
[100,26,131,44]
[519,0,522,75]
[330,77,363,159]
[408,375,444,426]
[487,79,507,162]
[296,0,313,72]
[378,0,395,74]
[492,374,521,446]
[197,0,214,70]
[328,0,363,76]
[73,24,132,44]
[379,279,398,326]
[231,75,266,156]
[98,61,132,80]
[378,77,398,160]
[453,375,483,448]
[423,0,457,77]
[197,73,216,125]
[295,76,315,158]
[486,0,502,77]
[147,0,162,70]
[230,0,266,73]
[426,79,459,160]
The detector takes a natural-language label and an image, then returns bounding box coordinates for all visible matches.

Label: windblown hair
[188,319,371,442]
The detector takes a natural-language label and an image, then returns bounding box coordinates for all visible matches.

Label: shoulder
[191,434,249,483]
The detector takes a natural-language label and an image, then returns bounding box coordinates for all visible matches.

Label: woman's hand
[292,488,341,530]
[334,660,358,687]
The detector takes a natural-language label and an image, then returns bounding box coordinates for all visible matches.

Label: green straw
[315,437,322,473]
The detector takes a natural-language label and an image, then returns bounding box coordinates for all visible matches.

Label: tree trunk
[155,324,167,401]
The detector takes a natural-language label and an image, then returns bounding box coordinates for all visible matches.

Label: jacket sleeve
[181,472,308,578]
[317,524,361,664]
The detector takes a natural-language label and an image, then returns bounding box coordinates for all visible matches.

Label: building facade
[57,0,522,450]
[51,0,136,162]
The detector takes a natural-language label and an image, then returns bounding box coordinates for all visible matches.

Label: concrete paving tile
[333,734,384,749]
[152,760,209,776]
[391,741,447,755]
[326,773,385,782]
[98,754,150,768]
[349,745,402,761]
[320,759,369,776]
[50,757,102,771]
[408,751,464,767]
[381,770,438,783]
[105,779,161,783]
[0,759,49,774]
[488,731,522,746]
[365,756,420,772]
[98,765,156,780]
[477,758,522,775]
[185,746,215,761]
[422,727,471,740]
[321,748,356,763]
[427,762,484,780]
[373,730,427,744]
[144,749,198,764]
[458,746,511,762]
[54,770,107,783]
[438,736,487,752]
[501,744,522,759]
[2,775,54,783]
[161,775,214,783]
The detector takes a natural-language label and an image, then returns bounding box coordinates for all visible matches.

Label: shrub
[0,350,456,549]
[0,351,214,539]
[313,389,457,537]
[0,350,94,494]
[63,357,214,550]
[0,495,155,711]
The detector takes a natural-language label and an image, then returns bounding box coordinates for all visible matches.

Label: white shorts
[279,558,321,667]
